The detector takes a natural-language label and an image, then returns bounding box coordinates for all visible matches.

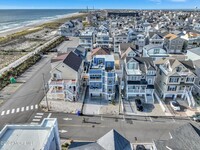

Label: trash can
[77,111,81,116]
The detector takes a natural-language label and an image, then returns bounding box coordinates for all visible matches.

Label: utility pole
[42,73,49,111]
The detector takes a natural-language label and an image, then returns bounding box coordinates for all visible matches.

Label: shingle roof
[187,47,200,56]
[97,129,131,150]
[119,43,136,53]
[69,142,104,150]
[63,51,82,72]
[154,123,200,150]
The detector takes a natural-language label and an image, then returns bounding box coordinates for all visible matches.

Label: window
[186,77,194,82]
[53,74,57,78]
[176,67,181,72]
[167,86,177,91]
[154,48,159,54]
[169,77,179,83]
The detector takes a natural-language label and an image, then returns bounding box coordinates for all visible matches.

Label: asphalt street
[0,55,51,129]
[39,112,198,143]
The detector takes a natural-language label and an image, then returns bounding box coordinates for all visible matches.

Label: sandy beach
[0,12,84,37]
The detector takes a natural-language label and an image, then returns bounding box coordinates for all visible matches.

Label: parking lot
[57,37,79,53]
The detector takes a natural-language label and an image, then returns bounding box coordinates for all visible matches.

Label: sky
[0,0,199,9]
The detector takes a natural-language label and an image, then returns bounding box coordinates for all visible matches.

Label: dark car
[136,145,146,150]
[135,99,143,112]
[191,113,200,122]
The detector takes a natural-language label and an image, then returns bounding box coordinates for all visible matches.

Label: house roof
[63,51,82,72]
[164,33,178,40]
[91,47,110,57]
[119,43,137,53]
[149,32,163,38]
[97,129,132,150]
[69,129,131,150]
[154,123,200,150]
[187,47,200,56]
[126,57,156,73]
[51,53,69,63]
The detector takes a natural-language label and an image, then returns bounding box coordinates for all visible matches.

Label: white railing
[185,92,192,107]
[189,91,196,107]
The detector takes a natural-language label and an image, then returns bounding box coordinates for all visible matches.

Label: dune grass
[0,13,87,44]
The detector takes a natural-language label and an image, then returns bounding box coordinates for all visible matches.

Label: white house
[0,118,61,150]
[143,44,168,61]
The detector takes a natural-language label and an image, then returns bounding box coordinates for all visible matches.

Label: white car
[170,101,180,111]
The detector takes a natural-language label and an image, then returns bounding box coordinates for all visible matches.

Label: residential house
[48,52,83,101]
[155,58,196,107]
[95,31,113,48]
[113,32,128,53]
[163,33,186,54]
[69,129,132,150]
[79,30,95,51]
[186,47,200,97]
[181,32,200,49]
[119,43,139,59]
[147,32,164,45]
[58,20,83,37]
[143,44,168,61]
[124,57,156,104]
[0,118,61,150]
[89,55,116,101]
[134,33,146,52]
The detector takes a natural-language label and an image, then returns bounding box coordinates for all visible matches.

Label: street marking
[34,116,42,119]
[31,105,34,110]
[26,106,29,111]
[63,118,72,121]
[1,111,5,116]
[149,116,153,122]
[6,110,10,115]
[47,113,52,118]
[30,122,38,125]
[11,109,15,114]
[16,108,20,113]
[21,107,24,112]
[32,119,40,122]
[35,105,38,109]
[36,113,44,115]
[172,117,176,122]
[59,130,68,133]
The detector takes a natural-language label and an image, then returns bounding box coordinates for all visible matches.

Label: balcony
[128,89,146,93]
[89,88,102,92]
[49,80,64,86]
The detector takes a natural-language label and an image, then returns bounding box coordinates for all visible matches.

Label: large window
[167,86,177,91]
[169,77,179,83]
[186,77,194,82]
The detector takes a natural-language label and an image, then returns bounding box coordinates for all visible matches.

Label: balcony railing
[128,89,146,93]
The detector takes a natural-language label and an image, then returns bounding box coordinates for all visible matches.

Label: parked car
[170,101,180,111]
[121,81,124,90]
[136,145,146,150]
[135,99,143,112]
[191,113,200,122]
[121,93,125,99]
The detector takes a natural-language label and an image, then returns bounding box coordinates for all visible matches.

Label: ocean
[0,9,82,33]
